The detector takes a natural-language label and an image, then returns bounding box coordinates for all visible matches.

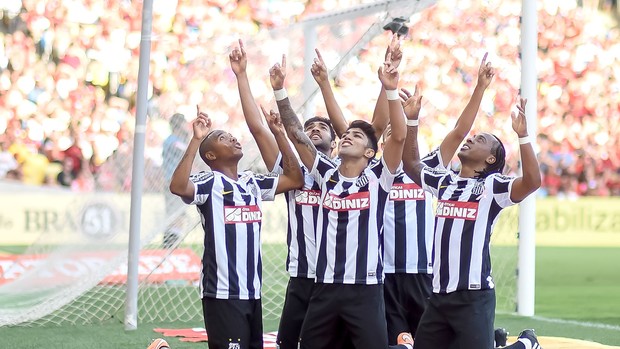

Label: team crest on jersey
[322,192,370,211]
[436,200,479,220]
[224,205,262,223]
[295,190,322,206]
[390,183,425,201]
[228,343,241,349]
[472,182,485,195]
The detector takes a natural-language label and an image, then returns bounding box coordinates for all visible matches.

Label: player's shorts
[383,272,432,343]
[413,289,496,349]
[277,277,315,349]
[299,283,388,349]
[202,297,263,349]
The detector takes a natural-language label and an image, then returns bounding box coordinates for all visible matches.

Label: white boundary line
[531,316,620,331]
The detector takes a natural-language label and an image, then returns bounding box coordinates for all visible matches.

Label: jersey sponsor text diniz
[322,191,371,211]
[389,183,425,201]
[436,200,479,220]
[224,205,262,224]
[295,190,322,206]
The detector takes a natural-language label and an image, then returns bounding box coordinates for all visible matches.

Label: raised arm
[169,106,212,202]
[270,55,317,170]
[370,35,403,140]
[401,87,425,186]
[262,107,303,193]
[439,53,495,167]
[311,48,348,137]
[509,98,542,202]
[377,61,406,173]
[230,39,279,170]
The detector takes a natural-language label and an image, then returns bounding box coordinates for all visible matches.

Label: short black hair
[304,116,336,141]
[347,120,378,153]
[474,134,506,178]
[198,130,220,164]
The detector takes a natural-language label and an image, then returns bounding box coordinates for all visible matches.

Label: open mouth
[311,134,321,140]
[461,144,470,151]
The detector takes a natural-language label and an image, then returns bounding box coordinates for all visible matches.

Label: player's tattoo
[403,125,424,185]
[276,98,317,158]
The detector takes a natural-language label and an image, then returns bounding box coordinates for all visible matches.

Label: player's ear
[205,151,217,161]
[485,155,496,165]
[364,148,376,159]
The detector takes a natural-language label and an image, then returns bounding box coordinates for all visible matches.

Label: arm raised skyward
[262,107,303,193]
[508,97,542,202]
[269,54,317,170]
[439,52,495,167]
[169,106,212,201]
[230,39,279,170]
[401,87,425,186]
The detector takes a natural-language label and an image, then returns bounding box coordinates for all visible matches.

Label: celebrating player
[228,39,343,349]
[401,96,542,349]
[168,105,303,349]
[270,41,412,349]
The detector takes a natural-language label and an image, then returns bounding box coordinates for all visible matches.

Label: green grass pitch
[0,246,619,348]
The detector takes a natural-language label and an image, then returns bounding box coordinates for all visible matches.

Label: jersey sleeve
[188,171,215,205]
[421,147,445,169]
[420,165,450,197]
[369,157,398,191]
[253,172,280,201]
[489,174,517,208]
[310,152,337,186]
[270,152,284,174]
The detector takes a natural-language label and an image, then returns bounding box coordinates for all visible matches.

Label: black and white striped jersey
[188,170,279,300]
[311,155,396,285]
[420,166,516,293]
[383,148,443,274]
[272,153,336,279]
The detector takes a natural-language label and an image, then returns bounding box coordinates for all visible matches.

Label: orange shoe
[397,332,414,349]
[147,338,170,349]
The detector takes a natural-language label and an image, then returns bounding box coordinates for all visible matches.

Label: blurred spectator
[0,0,617,197]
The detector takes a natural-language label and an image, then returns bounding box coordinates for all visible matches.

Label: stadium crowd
[0,0,618,196]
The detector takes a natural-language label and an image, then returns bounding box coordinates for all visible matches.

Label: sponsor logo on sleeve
[322,192,371,211]
[389,183,425,201]
[436,200,479,220]
[295,190,322,206]
[224,205,262,224]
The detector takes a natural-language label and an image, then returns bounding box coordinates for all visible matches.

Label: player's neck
[458,164,481,178]
[337,157,368,178]
[212,163,238,181]
[318,148,332,158]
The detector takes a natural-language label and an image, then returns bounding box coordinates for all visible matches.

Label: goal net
[0,0,524,327]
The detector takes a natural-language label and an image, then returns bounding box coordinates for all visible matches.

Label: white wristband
[406,119,419,127]
[274,88,288,101]
[518,135,532,145]
[385,89,399,101]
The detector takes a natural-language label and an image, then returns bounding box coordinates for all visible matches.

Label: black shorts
[202,297,263,349]
[277,277,315,349]
[278,278,355,349]
[413,289,496,349]
[383,273,432,343]
[299,283,389,349]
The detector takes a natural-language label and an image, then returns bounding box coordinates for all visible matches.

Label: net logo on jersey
[436,200,479,220]
[295,190,321,206]
[322,192,370,211]
[224,205,262,224]
[389,183,425,201]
